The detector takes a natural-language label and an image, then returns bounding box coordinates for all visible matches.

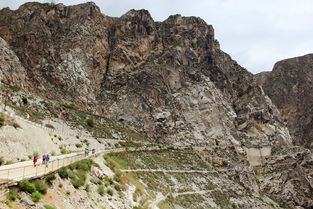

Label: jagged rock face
[0,37,28,88]
[0,2,290,146]
[256,54,313,147]
[1,2,313,208]
[0,2,113,104]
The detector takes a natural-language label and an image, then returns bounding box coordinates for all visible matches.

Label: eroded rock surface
[0,3,290,147]
[256,54,313,148]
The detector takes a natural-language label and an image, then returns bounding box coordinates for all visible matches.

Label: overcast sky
[1,0,312,74]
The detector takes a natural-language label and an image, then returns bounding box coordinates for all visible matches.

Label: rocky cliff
[256,54,313,148]
[0,2,290,147]
[1,2,313,208]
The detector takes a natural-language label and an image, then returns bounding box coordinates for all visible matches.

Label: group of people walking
[33,148,96,167]
[33,154,50,167]
[85,148,96,156]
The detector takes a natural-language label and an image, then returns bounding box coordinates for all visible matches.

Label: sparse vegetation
[86,118,94,127]
[70,176,86,188]
[8,189,17,201]
[104,153,128,169]
[45,173,56,185]
[19,180,36,194]
[44,205,57,209]
[31,191,42,202]
[60,147,68,154]
[0,157,4,165]
[58,168,69,179]
[34,180,48,194]
[62,103,75,109]
[91,178,102,185]
[106,188,113,196]
[56,159,95,188]
[97,185,105,196]
[84,184,90,192]
[22,97,28,105]
[75,143,82,148]
[9,85,20,92]
[12,122,21,129]
[0,112,5,127]
[45,124,55,129]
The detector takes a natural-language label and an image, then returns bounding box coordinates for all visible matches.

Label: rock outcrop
[256,54,313,148]
[0,37,28,89]
[0,2,290,147]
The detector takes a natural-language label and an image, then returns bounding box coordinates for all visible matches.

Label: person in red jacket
[33,155,38,167]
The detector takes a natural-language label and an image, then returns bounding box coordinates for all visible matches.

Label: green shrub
[0,112,5,127]
[5,160,12,165]
[43,205,56,209]
[45,173,56,185]
[91,178,102,185]
[86,119,94,127]
[12,122,21,129]
[97,185,105,196]
[67,170,75,179]
[84,184,90,192]
[31,191,42,202]
[76,170,87,181]
[0,157,4,166]
[104,180,111,187]
[19,180,36,194]
[75,143,82,148]
[70,177,85,189]
[60,148,67,154]
[58,168,69,179]
[22,97,28,105]
[8,189,17,201]
[70,159,93,171]
[34,180,48,194]
[106,189,113,196]
[45,124,55,129]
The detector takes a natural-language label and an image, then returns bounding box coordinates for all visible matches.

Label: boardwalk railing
[0,147,160,186]
[0,152,91,185]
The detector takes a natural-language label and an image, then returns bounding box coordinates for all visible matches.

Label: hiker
[45,154,50,167]
[33,155,38,167]
[92,148,95,155]
[42,154,46,165]
[85,148,89,156]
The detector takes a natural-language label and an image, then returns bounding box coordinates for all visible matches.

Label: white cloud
[0,0,312,73]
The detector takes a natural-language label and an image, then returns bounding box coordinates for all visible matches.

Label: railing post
[7,169,10,180]
[22,167,26,179]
